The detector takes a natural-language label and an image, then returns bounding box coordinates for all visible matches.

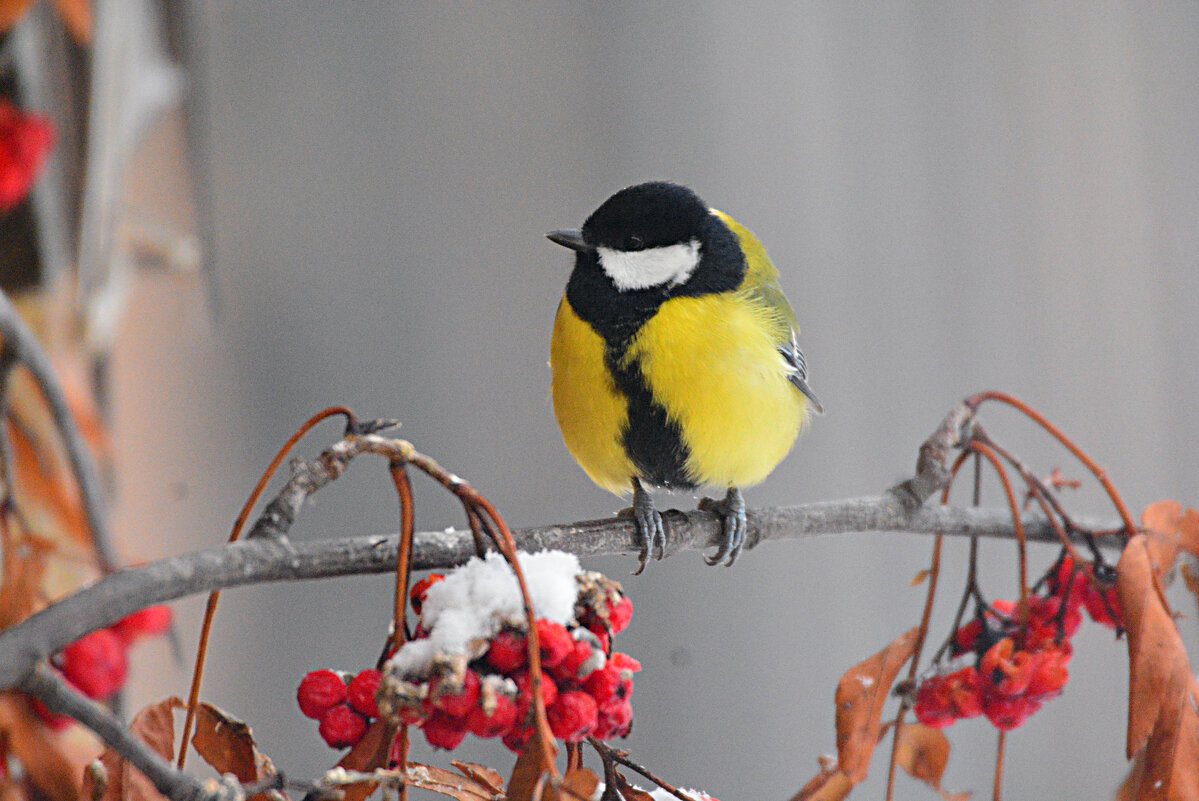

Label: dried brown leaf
[191,702,277,799]
[0,533,53,629]
[789,767,853,801]
[892,723,971,801]
[911,569,930,587]
[0,0,34,34]
[612,773,654,801]
[507,741,557,801]
[450,762,504,794]
[402,763,496,801]
[551,767,601,801]
[1117,510,1199,801]
[335,719,397,801]
[51,0,91,44]
[1182,563,1199,610]
[0,692,85,801]
[835,627,919,784]
[80,697,179,801]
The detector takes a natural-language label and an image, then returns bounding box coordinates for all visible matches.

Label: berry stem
[965,390,1137,534]
[178,406,356,769]
[993,729,1007,801]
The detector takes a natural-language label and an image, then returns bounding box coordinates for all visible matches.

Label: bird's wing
[711,209,823,414]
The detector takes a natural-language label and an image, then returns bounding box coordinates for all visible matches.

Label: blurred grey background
[109,3,1198,799]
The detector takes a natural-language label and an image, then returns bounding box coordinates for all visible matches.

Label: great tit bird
[547,181,822,570]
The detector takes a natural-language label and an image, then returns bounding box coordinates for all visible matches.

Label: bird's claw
[625,479,665,574]
[699,487,747,566]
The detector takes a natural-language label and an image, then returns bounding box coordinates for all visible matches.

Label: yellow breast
[550,297,635,494]
[624,289,809,489]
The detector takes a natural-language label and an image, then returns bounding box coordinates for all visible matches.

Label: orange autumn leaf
[0,692,87,801]
[450,762,504,794]
[0,531,53,629]
[1116,504,1199,801]
[506,741,557,801]
[51,0,91,44]
[191,702,278,800]
[334,719,397,801]
[403,763,499,801]
[790,766,853,801]
[81,697,178,801]
[0,0,33,34]
[835,627,919,784]
[891,723,971,801]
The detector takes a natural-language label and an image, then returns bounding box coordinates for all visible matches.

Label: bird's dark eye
[625,234,646,251]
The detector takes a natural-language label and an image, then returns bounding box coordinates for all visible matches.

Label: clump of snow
[388,550,582,677]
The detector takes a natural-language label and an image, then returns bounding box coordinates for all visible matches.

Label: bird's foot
[698,487,747,566]
[618,479,664,574]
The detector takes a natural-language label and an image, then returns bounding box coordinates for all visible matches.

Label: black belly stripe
[605,348,696,490]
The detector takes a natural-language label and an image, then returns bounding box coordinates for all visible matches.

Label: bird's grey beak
[546,229,592,253]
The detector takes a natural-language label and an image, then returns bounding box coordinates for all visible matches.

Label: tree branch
[0,494,1122,691]
[0,290,117,572]
[20,664,211,801]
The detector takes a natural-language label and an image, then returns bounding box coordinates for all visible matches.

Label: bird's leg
[625,477,665,573]
[698,486,747,566]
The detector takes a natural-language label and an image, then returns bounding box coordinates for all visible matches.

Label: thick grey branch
[21,664,211,801]
[0,496,1122,690]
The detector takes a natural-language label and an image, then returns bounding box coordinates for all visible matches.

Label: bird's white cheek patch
[597,240,701,291]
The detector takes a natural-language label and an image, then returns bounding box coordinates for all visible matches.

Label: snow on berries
[373,550,639,752]
[913,551,1122,731]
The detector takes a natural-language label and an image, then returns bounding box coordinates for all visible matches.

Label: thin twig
[588,739,697,801]
[0,290,117,572]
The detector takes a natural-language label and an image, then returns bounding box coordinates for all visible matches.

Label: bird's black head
[581,181,710,252]
[550,181,747,346]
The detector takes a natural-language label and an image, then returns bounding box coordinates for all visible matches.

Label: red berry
[423,710,467,750]
[593,698,633,739]
[951,619,982,656]
[318,703,368,748]
[0,101,55,211]
[981,638,1035,697]
[552,639,601,683]
[487,629,528,673]
[30,691,74,731]
[1082,582,1123,629]
[514,669,558,718]
[536,619,574,668]
[111,606,173,644]
[547,691,598,742]
[610,652,642,673]
[298,670,349,719]
[465,693,518,738]
[583,664,630,706]
[1025,648,1070,700]
[943,666,983,720]
[502,722,535,753]
[913,676,956,729]
[60,629,128,701]
[431,669,480,718]
[409,574,445,615]
[983,693,1041,731]
[607,596,633,634]
[347,669,382,718]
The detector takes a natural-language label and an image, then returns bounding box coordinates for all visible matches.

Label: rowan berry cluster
[33,605,173,729]
[377,552,640,753]
[914,553,1122,731]
[296,668,383,748]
